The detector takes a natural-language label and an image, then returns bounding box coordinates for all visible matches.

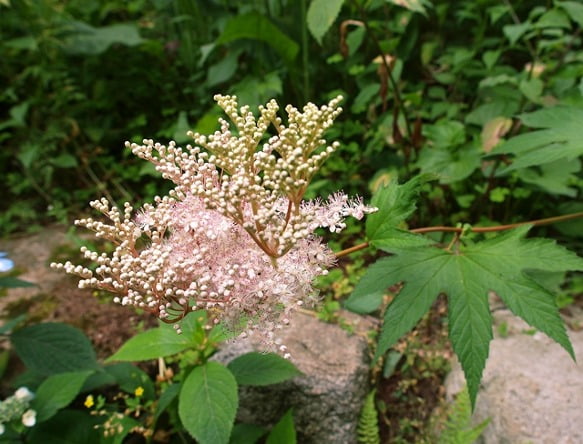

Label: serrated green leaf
[11,323,99,375]
[266,409,296,444]
[355,226,582,407]
[366,175,433,242]
[307,0,344,45]
[494,105,583,173]
[416,143,481,184]
[227,352,301,386]
[217,13,298,64]
[32,370,94,422]
[179,362,238,444]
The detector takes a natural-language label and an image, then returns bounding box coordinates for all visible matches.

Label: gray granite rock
[445,309,583,444]
[214,311,374,444]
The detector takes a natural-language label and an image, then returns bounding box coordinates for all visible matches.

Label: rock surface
[214,311,374,444]
[445,308,583,444]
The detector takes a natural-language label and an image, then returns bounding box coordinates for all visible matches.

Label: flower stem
[334,211,583,258]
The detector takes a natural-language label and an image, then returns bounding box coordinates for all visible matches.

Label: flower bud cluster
[0,387,36,434]
[52,96,376,348]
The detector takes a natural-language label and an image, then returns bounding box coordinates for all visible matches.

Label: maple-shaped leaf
[493,105,583,174]
[351,225,583,407]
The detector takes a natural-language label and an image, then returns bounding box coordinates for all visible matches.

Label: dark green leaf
[217,13,298,64]
[228,352,301,386]
[307,0,344,44]
[27,409,104,444]
[32,370,94,422]
[61,21,143,55]
[0,276,36,288]
[266,409,296,444]
[494,105,583,173]
[179,362,238,444]
[105,362,155,399]
[229,423,267,444]
[11,323,99,375]
[155,383,181,420]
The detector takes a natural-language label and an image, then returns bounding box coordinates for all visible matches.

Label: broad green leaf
[179,362,238,444]
[266,409,296,444]
[344,288,384,314]
[27,409,104,444]
[416,142,481,184]
[217,13,298,64]
[353,227,582,406]
[558,1,583,27]
[230,424,267,444]
[107,311,206,362]
[11,323,99,375]
[32,370,94,422]
[503,22,531,45]
[60,21,143,55]
[494,105,583,173]
[366,175,432,242]
[227,352,301,386]
[516,157,580,197]
[307,0,345,45]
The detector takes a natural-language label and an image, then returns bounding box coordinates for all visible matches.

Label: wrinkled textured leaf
[307,0,344,44]
[179,362,238,444]
[32,370,94,422]
[217,13,298,64]
[494,105,583,173]
[228,352,301,386]
[11,323,99,375]
[351,227,581,406]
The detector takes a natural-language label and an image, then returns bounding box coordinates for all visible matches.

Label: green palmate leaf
[32,370,94,422]
[217,13,299,64]
[366,174,434,247]
[352,226,582,407]
[493,105,583,174]
[11,323,99,375]
[227,352,302,386]
[266,409,296,444]
[307,0,345,45]
[179,362,238,444]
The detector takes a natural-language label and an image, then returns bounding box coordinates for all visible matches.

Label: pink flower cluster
[52,95,375,349]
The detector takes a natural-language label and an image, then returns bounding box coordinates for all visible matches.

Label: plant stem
[334,211,583,257]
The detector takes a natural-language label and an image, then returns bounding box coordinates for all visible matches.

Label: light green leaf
[366,175,432,242]
[558,1,583,27]
[227,352,301,386]
[266,409,296,444]
[503,22,531,45]
[107,311,206,362]
[32,370,94,422]
[517,157,580,197]
[11,323,99,375]
[386,0,431,16]
[307,0,345,45]
[494,105,583,173]
[353,227,581,407]
[217,13,298,64]
[416,143,481,184]
[61,21,143,55]
[179,362,238,444]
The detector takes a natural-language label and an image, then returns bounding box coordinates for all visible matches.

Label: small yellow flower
[84,395,94,408]
[134,386,144,397]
